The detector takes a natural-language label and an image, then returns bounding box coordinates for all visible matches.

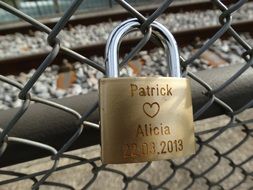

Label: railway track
[0,19,252,75]
[0,0,253,75]
[0,0,252,35]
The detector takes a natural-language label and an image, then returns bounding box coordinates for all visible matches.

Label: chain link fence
[0,0,252,189]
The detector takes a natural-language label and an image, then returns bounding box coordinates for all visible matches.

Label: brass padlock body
[100,77,195,164]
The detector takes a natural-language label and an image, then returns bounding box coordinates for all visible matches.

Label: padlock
[99,18,195,164]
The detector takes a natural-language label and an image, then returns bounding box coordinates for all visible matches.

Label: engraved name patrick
[130,84,173,97]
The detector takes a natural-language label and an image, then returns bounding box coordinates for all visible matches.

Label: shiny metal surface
[100,77,195,164]
[105,18,181,78]
[101,19,193,164]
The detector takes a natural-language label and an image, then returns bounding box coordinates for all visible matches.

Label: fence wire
[0,0,252,190]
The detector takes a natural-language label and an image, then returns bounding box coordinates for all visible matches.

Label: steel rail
[0,0,251,35]
[1,19,253,75]
[0,64,252,167]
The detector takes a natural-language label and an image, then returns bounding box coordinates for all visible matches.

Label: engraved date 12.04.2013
[123,139,184,159]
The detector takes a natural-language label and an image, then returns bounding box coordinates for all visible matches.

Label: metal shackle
[105,18,181,78]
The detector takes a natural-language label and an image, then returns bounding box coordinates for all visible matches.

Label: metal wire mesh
[0,0,252,189]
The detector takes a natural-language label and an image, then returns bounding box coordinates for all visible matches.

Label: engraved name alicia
[136,123,171,137]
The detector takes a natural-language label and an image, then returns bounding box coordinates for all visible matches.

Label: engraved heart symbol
[143,102,160,118]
